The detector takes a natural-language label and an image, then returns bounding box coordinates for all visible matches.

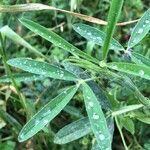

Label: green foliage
[128,8,150,48]
[0,0,150,150]
[18,85,78,142]
[7,58,78,81]
[82,83,111,150]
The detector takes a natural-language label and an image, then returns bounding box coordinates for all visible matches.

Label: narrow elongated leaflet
[0,73,45,83]
[7,58,78,81]
[111,104,143,117]
[54,117,91,144]
[128,8,150,48]
[73,23,124,51]
[54,116,114,145]
[131,52,150,67]
[0,26,47,60]
[18,85,78,142]
[19,18,99,64]
[107,62,150,80]
[82,83,111,150]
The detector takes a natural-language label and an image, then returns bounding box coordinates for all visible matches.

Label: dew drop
[93,113,99,120]
[145,20,150,24]
[139,70,144,76]
[77,26,80,30]
[43,119,49,124]
[111,65,118,70]
[35,120,40,125]
[87,32,92,36]
[99,134,105,140]
[138,28,143,34]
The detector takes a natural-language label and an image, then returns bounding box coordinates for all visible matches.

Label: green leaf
[73,23,124,51]
[63,105,83,118]
[54,116,114,145]
[131,52,150,67]
[111,104,143,117]
[0,26,47,60]
[0,109,22,132]
[107,62,150,80]
[0,73,45,83]
[7,58,78,81]
[134,111,150,124]
[54,117,91,144]
[82,83,111,150]
[19,18,99,64]
[18,85,78,142]
[120,117,135,135]
[128,8,150,48]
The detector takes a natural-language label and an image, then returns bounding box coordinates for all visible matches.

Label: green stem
[102,0,124,61]
[115,117,128,150]
[0,34,29,119]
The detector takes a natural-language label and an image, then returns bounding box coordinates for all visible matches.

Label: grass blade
[128,8,150,48]
[131,52,150,67]
[18,85,78,142]
[0,73,45,83]
[54,117,91,144]
[107,62,150,80]
[82,83,111,150]
[73,23,124,51]
[19,18,99,64]
[7,58,78,81]
[0,26,47,60]
[102,0,124,61]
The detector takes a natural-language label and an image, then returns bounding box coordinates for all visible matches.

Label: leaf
[0,109,22,132]
[120,117,135,135]
[73,23,124,51]
[107,62,150,80]
[111,104,143,117]
[134,111,150,124]
[18,85,78,142]
[63,105,83,118]
[128,8,150,48]
[19,18,99,64]
[0,26,47,60]
[54,117,91,144]
[54,116,114,145]
[82,83,111,150]
[64,63,111,110]
[7,58,78,81]
[131,52,150,67]
[0,73,45,83]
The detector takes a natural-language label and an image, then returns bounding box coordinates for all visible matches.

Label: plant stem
[115,117,128,150]
[0,34,29,119]
[102,0,124,61]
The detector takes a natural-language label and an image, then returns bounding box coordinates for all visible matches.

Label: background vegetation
[0,0,150,150]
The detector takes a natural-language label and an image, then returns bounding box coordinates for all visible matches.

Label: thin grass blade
[0,26,47,60]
